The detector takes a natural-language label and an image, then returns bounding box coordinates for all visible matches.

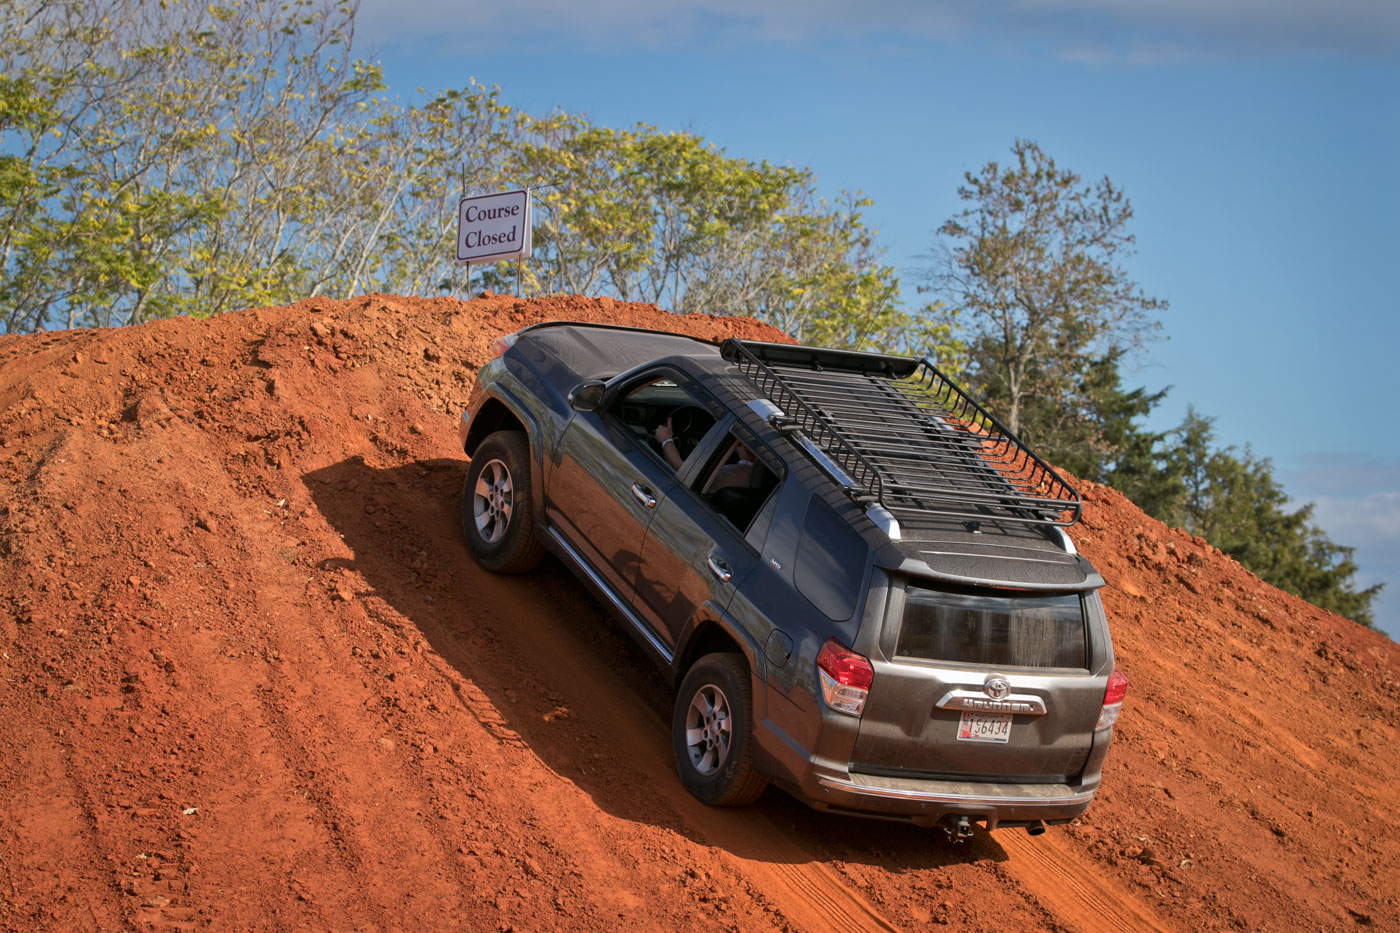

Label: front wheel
[672,653,767,806]
[461,430,544,573]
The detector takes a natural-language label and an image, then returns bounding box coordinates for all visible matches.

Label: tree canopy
[924,140,1380,627]
[1,5,1381,628]
[1158,409,1382,625]
[1,0,942,361]
[924,138,1165,441]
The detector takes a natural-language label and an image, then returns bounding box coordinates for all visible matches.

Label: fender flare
[466,387,546,514]
[673,604,769,714]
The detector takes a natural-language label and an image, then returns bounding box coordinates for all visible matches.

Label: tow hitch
[941,815,975,842]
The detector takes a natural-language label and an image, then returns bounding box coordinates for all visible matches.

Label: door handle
[707,555,732,584]
[631,483,658,510]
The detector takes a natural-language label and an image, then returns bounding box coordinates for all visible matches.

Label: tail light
[491,333,518,358]
[1096,668,1128,730]
[816,638,872,716]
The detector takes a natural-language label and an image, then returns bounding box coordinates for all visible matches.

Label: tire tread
[462,431,545,574]
[673,652,767,807]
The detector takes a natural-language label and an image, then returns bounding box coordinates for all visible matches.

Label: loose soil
[1,292,1396,933]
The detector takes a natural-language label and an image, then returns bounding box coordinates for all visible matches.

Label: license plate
[957,711,1012,743]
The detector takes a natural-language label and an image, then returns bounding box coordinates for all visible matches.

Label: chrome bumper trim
[816,774,1095,807]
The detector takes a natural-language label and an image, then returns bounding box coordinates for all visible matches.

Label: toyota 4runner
[456,322,1127,839]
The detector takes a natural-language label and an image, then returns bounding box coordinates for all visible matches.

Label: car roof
[518,323,1099,591]
[681,353,1101,591]
[518,322,720,381]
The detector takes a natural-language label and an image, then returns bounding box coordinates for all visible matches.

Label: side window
[690,431,781,539]
[795,496,868,621]
[609,374,716,470]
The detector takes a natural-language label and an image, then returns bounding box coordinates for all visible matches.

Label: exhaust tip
[1025,820,1046,836]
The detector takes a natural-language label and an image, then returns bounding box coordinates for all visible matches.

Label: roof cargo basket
[720,340,1081,528]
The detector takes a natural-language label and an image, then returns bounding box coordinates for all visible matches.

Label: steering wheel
[652,405,712,459]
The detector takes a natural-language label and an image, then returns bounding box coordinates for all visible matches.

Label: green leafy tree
[0,0,115,330]
[924,138,1165,438]
[1158,408,1381,627]
[1,0,391,329]
[2,0,956,372]
[1034,348,1180,514]
[511,119,959,361]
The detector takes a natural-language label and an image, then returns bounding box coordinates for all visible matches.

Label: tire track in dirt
[711,817,901,933]
[480,591,902,933]
[1000,830,1176,933]
[0,723,127,931]
[397,466,901,933]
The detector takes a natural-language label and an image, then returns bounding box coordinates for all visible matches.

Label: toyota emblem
[984,678,1011,700]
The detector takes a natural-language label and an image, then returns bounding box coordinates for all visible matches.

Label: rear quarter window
[795,497,868,621]
[896,586,1087,669]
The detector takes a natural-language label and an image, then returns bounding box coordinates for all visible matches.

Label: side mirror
[568,380,606,412]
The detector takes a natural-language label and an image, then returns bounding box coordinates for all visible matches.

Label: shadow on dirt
[306,455,1010,871]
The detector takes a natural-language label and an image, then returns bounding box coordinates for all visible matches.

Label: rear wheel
[461,430,544,573]
[672,653,767,806]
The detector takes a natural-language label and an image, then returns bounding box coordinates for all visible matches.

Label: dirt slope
[1,293,1396,933]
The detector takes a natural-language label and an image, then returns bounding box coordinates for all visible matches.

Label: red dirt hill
[1,293,1396,933]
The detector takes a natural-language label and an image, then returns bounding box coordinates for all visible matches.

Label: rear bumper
[810,771,1095,829]
[755,719,1098,830]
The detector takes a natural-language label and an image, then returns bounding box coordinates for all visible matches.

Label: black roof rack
[720,340,1081,528]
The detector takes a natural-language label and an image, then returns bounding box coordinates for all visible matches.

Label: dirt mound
[1,293,1396,933]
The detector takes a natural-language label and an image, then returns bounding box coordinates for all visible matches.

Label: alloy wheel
[684,684,733,775]
[472,459,514,544]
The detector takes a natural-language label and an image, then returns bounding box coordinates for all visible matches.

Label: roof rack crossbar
[720,339,1081,527]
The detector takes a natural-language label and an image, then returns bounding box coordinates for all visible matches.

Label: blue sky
[354,0,1400,637]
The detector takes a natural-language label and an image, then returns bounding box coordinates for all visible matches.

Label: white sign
[456,189,532,264]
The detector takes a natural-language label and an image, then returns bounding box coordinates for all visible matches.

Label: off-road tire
[672,652,767,806]
[461,430,545,573]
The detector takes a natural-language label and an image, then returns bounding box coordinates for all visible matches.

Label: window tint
[896,587,1087,669]
[795,497,867,621]
[611,375,716,467]
[692,432,780,537]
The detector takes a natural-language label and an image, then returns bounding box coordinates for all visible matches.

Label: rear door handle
[707,555,732,583]
[631,483,658,510]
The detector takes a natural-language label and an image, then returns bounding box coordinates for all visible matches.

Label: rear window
[896,586,1087,669]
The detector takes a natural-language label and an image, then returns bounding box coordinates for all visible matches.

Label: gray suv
[457,322,1126,838]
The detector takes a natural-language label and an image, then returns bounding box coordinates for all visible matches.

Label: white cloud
[1286,454,1400,498]
[1308,491,1400,556]
[354,0,1400,60]
[1293,480,1400,639]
